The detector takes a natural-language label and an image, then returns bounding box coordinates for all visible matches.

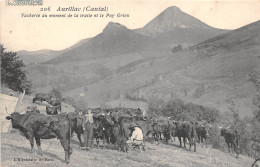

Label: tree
[249,71,260,143]
[1,45,32,93]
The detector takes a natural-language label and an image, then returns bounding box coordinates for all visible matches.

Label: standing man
[82,108,94,151]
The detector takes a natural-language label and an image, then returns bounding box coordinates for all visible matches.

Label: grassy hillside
[60,21,260,117]
[1,131,256,167]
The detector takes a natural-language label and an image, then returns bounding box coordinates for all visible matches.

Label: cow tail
[117,119,126,151]
[67,115,72,154]
[191,123,196,138]
[120,119,125,139]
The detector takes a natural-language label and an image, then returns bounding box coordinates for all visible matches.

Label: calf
[221,127,240,158]
[6,112,72,164]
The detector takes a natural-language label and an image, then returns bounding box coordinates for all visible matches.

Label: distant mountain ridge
[194,20,260,54]
[17,38,90,65]
[45,22,155,64]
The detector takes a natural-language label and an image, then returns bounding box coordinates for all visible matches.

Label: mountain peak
[103,22,128,33]
[139,6,213,35]
[164,6,181,13]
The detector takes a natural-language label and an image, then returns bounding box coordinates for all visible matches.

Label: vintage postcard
[1,0,260,166]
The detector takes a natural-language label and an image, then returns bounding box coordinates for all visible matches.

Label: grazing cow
[49,99,61,113]
[26,106,40,114]
[196,121,210,148]
[46,105,60,115]
[6,112,72,164]
[221,127,240,158]
[176,121,197,152]
[32,93,51,104]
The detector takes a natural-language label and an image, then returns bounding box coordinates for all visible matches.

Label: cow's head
[109,110,119,123]
[6,112,20,120]
[220,128,226,136]
[104,114,114,126]
[6,112,22,128]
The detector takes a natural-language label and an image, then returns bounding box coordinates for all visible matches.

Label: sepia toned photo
[0,0,260,166]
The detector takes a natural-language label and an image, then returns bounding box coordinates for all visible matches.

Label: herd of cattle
[5,93,240,164]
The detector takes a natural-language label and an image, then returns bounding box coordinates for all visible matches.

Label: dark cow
[117,119,154,152]
[221,127,240,158]
[92,114,114,148]
[49,99,62,113]
[196,121,210,148]
[46,105,59,115]
[6,112,72,164]
[32,93,51,104]
[175,121,197,152]
[73,112,114,148]
[150,117,175,144]
[26,106,40,114]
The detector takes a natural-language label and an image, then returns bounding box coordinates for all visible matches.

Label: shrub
[147,97,220,123]
[172,44,183,53]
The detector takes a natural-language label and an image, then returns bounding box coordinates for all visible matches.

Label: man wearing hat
[82,108,94,150]
[126,122,144,152]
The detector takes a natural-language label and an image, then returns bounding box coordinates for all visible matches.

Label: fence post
[14,90,25,113]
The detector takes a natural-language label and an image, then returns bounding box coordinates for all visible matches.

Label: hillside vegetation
[19,8,260,118]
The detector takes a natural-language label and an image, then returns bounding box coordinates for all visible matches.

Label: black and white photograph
[1,0,260,166]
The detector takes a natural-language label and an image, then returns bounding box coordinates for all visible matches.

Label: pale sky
[0,0,260,51]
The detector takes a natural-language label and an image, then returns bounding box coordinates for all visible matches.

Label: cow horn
[131,113,136,116]
[5,107,10,115]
